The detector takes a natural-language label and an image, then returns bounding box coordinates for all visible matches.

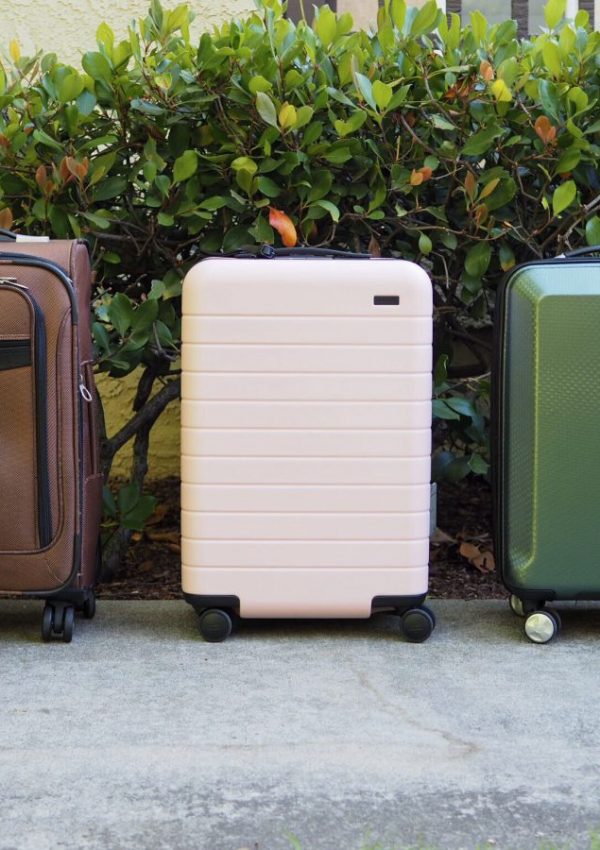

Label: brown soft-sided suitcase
[0,232,103,642]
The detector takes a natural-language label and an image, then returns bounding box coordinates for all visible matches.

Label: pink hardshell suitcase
[181,247,434,641]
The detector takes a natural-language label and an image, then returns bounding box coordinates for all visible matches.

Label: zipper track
[0,282,52,548]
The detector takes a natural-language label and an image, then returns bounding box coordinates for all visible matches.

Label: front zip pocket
[0,279,52,550]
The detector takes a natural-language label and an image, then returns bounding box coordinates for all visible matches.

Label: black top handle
[563,245,600,258]
[261,246,372,259]
[0,228,17,241]
[227,245,372,260]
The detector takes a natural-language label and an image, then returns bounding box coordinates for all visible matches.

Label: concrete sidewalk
[1,599,600,850]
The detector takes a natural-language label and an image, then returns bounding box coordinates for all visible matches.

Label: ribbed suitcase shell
[495,258,600,600]
[181,257,432,618]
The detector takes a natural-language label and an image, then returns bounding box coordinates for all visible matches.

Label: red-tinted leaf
[410,166,433,187]
[269,207,297,247]
[534,115,557,146]
[480,60,494,81]
[35,165,48,190]
[0,208,13,229]
[464,171,477,201]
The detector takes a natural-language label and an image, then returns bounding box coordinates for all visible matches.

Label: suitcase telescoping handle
[563,245,600,258]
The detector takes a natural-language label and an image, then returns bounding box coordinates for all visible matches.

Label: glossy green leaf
[542,41,562,78]
[256,91,278,128]
[585,216,600,246]
[173,149,198,182]
[419,233,433,254]
[313,199,340,221]
[315,6,337,46]
[354,73,376,111]
[465,242,492,277]
[552,180,577,215]
[249,75,272,93]
[108,293,134,337]
[544,0,566,29]
[372,80,393,110]
[409,0,439,37]
[461,125,503,156]
[82,51,112,82]
[55,71,84,102]
[257,176,281,197]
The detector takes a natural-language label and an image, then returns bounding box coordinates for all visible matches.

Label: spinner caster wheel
[524,609,560,644]
[421,604,436,629]
[82,592,96,620]
[41,603,75,643]
[509,595,527,617]
[198,609,233,643]
[41,605,54,642]
[62,606,75,643]
[401,607,435,643]
[509,595,543,617]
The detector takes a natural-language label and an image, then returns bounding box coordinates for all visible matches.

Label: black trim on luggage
[183,593,429,617]
[31,291,52,548]
[0,339,31,371]
[493,255,600,601]
[371,594,427,613]
[184,594,240,614]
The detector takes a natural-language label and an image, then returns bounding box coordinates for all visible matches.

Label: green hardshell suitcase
[494,247,600,643]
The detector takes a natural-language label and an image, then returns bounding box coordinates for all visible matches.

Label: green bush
[1,0,599,560]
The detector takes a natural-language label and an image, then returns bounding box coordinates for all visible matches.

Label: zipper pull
[79,379,92,403]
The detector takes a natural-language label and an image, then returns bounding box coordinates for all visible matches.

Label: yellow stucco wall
[97,370,181,478]
[1,0,255,64]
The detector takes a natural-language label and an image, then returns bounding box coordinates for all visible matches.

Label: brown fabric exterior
[0,240,102,594]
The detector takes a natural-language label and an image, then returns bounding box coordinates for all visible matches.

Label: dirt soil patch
[96,476,503,601]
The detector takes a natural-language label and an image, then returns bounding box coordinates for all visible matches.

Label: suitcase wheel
[524,608,561,644]
[82,591,96,620]
[41,602,75,644]
[401,606,435,643]
[198,609,233,643]
[509,595,542,618]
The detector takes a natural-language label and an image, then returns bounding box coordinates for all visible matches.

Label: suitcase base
[184,592,434,643]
